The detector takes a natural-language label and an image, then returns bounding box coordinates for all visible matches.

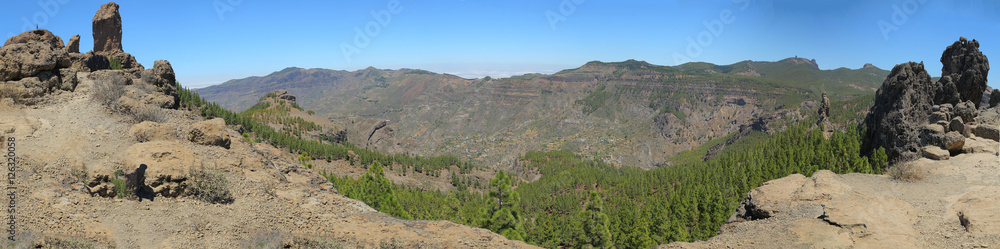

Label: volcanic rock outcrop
[862,62,935,163]
[990,89,1000,108]
[863,37,992,165]
[93,2,123,53]
[73,2,142,73]
[0,29,75,104]
[67,34,80,53]
[940,37,990,108]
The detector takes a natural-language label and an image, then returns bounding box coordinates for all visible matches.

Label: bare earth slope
[6,73,537,248]
[659,137,1000,249]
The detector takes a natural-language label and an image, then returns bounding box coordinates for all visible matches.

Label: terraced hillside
[196,59,889,168]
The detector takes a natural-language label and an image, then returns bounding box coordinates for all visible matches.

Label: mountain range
[196,58,889,168]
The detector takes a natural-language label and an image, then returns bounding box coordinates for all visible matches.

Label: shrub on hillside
[128,104,166,123]
[188,165,233,204]
[91,73,126,108]
[111,170,129,199]
[887,161,924,182]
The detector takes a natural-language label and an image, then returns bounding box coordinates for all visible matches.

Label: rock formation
[863,63,877,69]
[991,89,1000,108]
[663,145,1000,248]
[816,92,829,124]
[140,60,179,108]
[67,34,80,53]
[92,2,123,53]
[0,29,76,104]
[940,37,990,108]
[189,118,232,149]
[862,62,935,163]
[72,1,143,72]
[864,37,993,165]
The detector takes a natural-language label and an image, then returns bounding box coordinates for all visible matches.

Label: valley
[196,58,889,169]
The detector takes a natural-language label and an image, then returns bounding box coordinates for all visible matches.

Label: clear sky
[3,0,999,90]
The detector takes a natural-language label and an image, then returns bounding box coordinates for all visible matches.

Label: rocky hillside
[660,37,1000,249]
[197,59,889,168]
[1,2,534,248]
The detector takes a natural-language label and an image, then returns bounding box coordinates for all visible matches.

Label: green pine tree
[486,170,525,241]
[578,191,614,248]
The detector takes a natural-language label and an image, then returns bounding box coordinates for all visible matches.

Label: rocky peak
[940,36,990,108]
[788,57,818,68]
[863,37,996,166]
[266,89,297,103]
[0,29,75,103]
[67,34,81,53]
[92,2,123,53]
[863,63,878,69]
[862,62,935,163]
[3,29,64,49]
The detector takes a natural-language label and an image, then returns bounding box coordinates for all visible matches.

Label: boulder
[139,60,179,108]
[940,37,990,108]
[141,93,177,109]
[973,124,999,142]
[189,118,231,149]
[953,101,977,125]
[949,117,965,136]
[863,62,935,164]
[991,89,1000,108]
[125,141,200,197]
[67,34,80,53]
[92,2,123,53]
[919,124,943,145]
[941,131,965,154]
[0,30,71,82]
[921,146,949,160]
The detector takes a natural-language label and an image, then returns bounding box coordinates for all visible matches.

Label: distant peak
[263,89,296,103]
[863,63,878,69]
[784,57,818,68]
[266,67,302,77]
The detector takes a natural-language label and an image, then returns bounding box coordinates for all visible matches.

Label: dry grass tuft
[887,161,925,182]
[90,73,126,108]
[188,165,233,204]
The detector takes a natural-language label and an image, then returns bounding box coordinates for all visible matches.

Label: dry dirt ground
[0,72,538,248]
[660,136,1000,249]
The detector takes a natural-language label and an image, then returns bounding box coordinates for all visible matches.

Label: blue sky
[2,0,999,90]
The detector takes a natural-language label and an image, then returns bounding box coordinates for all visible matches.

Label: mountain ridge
[196,58,889,168]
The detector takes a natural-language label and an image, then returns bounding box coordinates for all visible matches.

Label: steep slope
[197,60,888,168]
[0,2,535,248]
[9,72,534,248]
